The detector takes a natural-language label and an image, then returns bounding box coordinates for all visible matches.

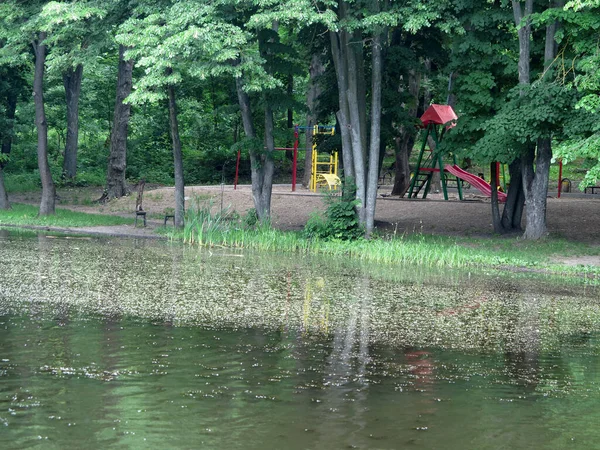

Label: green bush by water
[304,187,363,240]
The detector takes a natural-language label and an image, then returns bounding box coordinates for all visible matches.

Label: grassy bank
[0,203,132,227]
[2,201,599,277]
[165,217,600,277]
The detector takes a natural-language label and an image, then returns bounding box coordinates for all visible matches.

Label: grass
[0,203,133,227]
[166,202,600,277]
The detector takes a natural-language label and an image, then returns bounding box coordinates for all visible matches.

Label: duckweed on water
[2,233,600,353]
[3,233,600,449]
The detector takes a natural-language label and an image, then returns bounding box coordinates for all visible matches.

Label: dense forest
[1,0,599,238]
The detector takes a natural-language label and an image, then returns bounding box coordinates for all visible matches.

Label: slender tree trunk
[501,159,524,231]
[330,29,355,182]
[0,84,17,210]
[365,31,384,237]
[510,0,533,236]
[517,0,560,240]
[235,77,255,139]
[346,38,366,223]
[512,0,532,87]
[353,30,368,165]
[235,76,274,221]
[490,163,504,233]
[392,68,420,196]
[287,74,293,129]
[105,45,133,200]
[33,32,55,216]
[167,81,185,228]
[303,53,325,187]
[260,102,276,220]
[62,63,83,179]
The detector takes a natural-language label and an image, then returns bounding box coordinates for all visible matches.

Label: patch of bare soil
[9,184,600,250]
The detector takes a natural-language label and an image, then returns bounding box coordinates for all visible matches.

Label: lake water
[1,231,600,449]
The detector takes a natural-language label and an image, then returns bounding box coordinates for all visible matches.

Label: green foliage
[304,186,363,240]
[472,83,580,163]
[243,208,259,228]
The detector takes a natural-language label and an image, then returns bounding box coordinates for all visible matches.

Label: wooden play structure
[407,104,507,202]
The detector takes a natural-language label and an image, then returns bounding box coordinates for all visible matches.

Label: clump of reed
[173,198,600,276]
[175,202,535,270]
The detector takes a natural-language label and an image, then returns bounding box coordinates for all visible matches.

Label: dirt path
[8,184,600,245]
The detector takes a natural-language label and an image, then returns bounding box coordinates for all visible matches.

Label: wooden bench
[585,186,600,194]
[134,179,146,227]
[163,214,175,226]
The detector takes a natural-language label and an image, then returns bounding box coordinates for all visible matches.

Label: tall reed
[172,199,600,275]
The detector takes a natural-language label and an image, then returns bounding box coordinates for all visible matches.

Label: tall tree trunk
[167,81,185,228]
[259,102,276,220]
[0,83,17,210]
[0,168,9,210]
[512,1,532,87]
[365,31,384,237]
[353,30,368,165]
[392,69,420,196]
[105,45,133,200]
[490,163,504,233]
[303,53,325,187]
[509,0,533,235]
[345,36,367,224]
[235,76,274,222]
[522,139,552,239]
[501,159,525,231]
[33,32,55,216]
[518,0,560,240]
[62,63,83,180]
[330,29,355,182]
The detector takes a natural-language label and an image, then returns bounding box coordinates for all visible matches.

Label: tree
[450,0,570,239]
[443,0,525,234]
[1,0,105,214]
[40,1,106,180]
[0,2,56,215]
[551,0,600,189]
[104,44,134,200]
[0,67,26,210]
[33,31,56,215]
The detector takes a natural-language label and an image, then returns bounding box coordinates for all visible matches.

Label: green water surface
[1,231,600,449]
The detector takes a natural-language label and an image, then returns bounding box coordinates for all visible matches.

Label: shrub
[303,184,363,240]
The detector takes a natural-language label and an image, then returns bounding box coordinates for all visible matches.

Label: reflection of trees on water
[310,275,372,448]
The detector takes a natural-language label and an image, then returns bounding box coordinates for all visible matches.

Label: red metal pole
[292,126,299,192]
[234,149,241,190]
[558,160,563,198]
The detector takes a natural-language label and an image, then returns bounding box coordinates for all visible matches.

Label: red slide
[444,165,507,202]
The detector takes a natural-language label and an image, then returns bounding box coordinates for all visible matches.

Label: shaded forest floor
[8,183,600,264]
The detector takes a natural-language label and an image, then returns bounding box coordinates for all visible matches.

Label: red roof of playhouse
[420,104,458,126]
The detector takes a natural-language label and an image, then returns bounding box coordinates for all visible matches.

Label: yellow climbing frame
[310,150,339,192]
